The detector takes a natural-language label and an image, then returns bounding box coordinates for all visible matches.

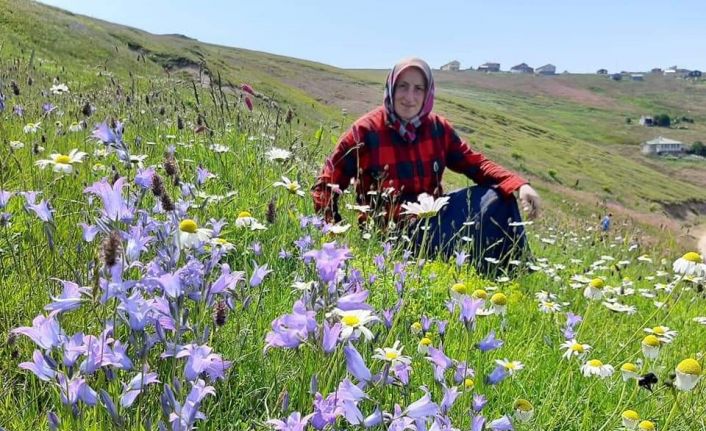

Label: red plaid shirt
[312,106,527,220]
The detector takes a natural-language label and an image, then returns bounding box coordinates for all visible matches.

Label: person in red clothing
[312,57,540,271]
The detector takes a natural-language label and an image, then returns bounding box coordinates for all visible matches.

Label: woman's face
[393,67,426,121]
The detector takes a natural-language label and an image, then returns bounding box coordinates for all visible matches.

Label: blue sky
[39,0,705,73]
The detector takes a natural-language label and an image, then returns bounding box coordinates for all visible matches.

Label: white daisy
[68,122,84,132]
[513,399,534,423]
[35,149,87,174]
[674,358,702,391]
[641,335,661,360]
[496,358,524,375]
[637,255,653,263]
[584,277,607,300]
[330,308,379,341]
[400,193,449,218]
[620,363,640,381]
[673,252,706,276]
[50,83,69,94]
[324,223,351,235]
[373,340,411,366]
[9,140,24,150]
[581,359,614,378]
[265,147,291,161]
[273,176,305,196]
[235,211,266,230]
[490,292,508,315]
[209,237,235,252]
[621,410,640,430]
[176,219,213,249]
[208,143,230,153]
[23,122,41,134]
[560,340,591,360]
[644,326,677,344]
[602,301,636,314]
[538,300,563,313]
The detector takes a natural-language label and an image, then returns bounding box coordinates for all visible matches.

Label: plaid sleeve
[311,125,362,218]
[443,120,527,197]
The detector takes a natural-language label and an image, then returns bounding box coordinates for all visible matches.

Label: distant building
[610,73,623,81]
[650,68,663,74]
[596,68,608,75]
[639,116,654,126]
[631,74,644,81]
[688,70,702,78]
[535,64,556,75]
[641,136,685,155]
[477,62,501,72]
[440,60,460,71]
[510,63,534,74]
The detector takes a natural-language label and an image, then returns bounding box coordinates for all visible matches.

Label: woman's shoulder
[352,106,387,130]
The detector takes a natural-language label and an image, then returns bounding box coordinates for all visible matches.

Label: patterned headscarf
[383,57,436,143]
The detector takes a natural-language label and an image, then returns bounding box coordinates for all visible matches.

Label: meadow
[2,3,706,431]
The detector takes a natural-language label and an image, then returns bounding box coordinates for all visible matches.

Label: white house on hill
[641,136,685,155]
[477,62,501,72]
[440,60,460,71]
[535,64,556,75]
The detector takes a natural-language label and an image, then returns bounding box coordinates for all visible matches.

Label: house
[440,60,460,71]
[596,68,608,75]
[477,62,500,72]
[641,136,685,155]
[510,63,534,74]
[650,68,663,74]
[631,74,644,81]
[535,64,556,75]
[639,116,654,126]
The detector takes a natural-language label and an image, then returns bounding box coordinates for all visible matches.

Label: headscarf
[383,57,436,143]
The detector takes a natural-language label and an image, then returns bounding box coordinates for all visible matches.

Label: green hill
[3,0,705,235]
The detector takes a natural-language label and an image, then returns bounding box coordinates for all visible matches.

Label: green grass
[0,2,705,431]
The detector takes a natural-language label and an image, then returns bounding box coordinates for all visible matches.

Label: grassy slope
[3,1,706,226]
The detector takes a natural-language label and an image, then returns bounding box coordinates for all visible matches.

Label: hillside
[2,1,706,242]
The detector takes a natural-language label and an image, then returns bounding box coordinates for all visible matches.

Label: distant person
[601,213,613,232]
[311,57,540,271]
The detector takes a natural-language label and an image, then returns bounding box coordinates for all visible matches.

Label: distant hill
[2,1,705,236]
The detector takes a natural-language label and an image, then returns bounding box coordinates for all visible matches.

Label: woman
[312,57,540,271]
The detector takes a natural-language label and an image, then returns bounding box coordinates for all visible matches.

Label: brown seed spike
[101,231,122,268]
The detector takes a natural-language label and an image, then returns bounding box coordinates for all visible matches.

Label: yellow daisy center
[682,252,703,263]
[622,410,640,421]
[651,326,666,335]
[590,278,605,289]
[676,358,702,375]
[179,219,198,233]
[237,211,252,218]
[464,378,474,389]
[341,315,360,327]
[642,335,660,347]
[287,182,299,192]
[514,399,533,411]
[638,420,655,431]
[420,337,432,346]
[212,238,227,245]
[621,363,638,372]
[56,154,71,164]
[491,293,507,305]
[472,289,488,299]
[385,351,399,360]
[544,301,555,309]
[587,359,603,367]
[451,283,468,294]
[505,362,518,370]
[411,322,422,331]
[571,343,585,353]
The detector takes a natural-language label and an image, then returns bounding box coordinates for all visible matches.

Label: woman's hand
[518,184,541,220]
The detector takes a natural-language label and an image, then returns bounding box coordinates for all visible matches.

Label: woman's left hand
[518,184,541,220]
